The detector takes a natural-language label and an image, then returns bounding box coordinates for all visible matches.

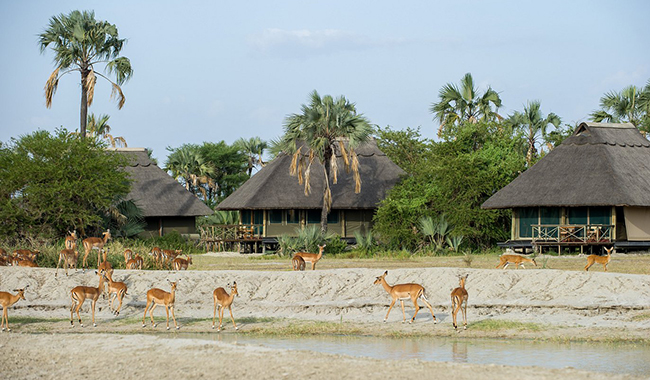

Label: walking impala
[495,254,537,269]
[70,271,105,327]
[82,229,111,270]
[294,244,326,270]
[451,274,469,330]
[56,248,79,277]
[0,286,28,332]
[585,246,614,271]
[100,269,128,316]
[373,271,437,323]
[213,282,238,331]
[142,280,179,330]
[291,255,305,271]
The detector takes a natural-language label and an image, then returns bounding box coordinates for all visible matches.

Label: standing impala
[373,271,437,323]
[291,255,305,271]
[213,282,238,331]
[0,286,28,332]
[142,280,179,330]
[585,246,614,271]
[70,271,105,327]
[100,269,128,316]
[294,244,326,270]
[172,255,192,271]
[56,248,79,277]
[65,230,78,250]
[82,229,111,270]
[451,274,469,330]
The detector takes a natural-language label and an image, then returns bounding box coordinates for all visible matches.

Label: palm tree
[591,83,649,133]
[279,90,374,233]
[165,145,216,199]
[86,114,127,147]
[234,137,267,176]
[506,101,561,166]
[430,73,502,137]
[39,10,133,139]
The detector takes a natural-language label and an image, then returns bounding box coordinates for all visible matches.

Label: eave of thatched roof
[482,122,650,209]
[111,148,214,217]
[216,139,405,210]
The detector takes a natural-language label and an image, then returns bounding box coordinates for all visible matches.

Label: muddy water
[173,333,650,376]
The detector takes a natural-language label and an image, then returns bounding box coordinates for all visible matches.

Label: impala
[213,282,238,331]
[65,230,78,250]
[13,249,39,262]
[70,271,106,327]
[585,247,614,272]
[82,229,111,270]
[134,254,144,269]
[97,249,113,275]
[11,258,38,267]
[294,244,326,270]
[149,247,163,269]
[374,271,437,323]
[451,274,469,330]
[142,280,179,330]
[291,255,305,271]
[172,255,192,271]
[495,254,537,269]
[56,248,79,277]
[100,269,128,316]
[125,258,139,270]
[123,249,133,264]
[0,286,28,332]
[162,249,182,265]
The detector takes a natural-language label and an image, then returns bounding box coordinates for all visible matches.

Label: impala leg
[70,299,75,327]
[2,309,7,331]
[115,291,124,315]
[604,263,608,272]
[219,305,225,331]
[410,298,419,323]
[421,298,436,323]
[228,306,237,330]
[452,297,458,330]
[142,300,151,327]
[503,262,510,270]
[462,297,468,329]
[384,299,396,322]
[212,300,217,329]
[150,304,158,327]
[165,306,170,330]
[91,299,97,327]
[399,300,407,323]
[75,301,84,327]
[171,306,178,330]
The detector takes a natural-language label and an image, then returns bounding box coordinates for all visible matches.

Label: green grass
[468,319,545,332]
[630,312,650,322]
[243,321,364,336]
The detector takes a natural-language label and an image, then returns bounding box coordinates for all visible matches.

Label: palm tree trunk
[80,69,89,139]
[320,149,332,234]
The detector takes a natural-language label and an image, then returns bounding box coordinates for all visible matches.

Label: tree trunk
[80,69,89,139]
[320,149,332,234]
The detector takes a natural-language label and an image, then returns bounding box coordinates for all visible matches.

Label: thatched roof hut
[216,138,405,238]
[482,122,650,249]
[113,148,213,237]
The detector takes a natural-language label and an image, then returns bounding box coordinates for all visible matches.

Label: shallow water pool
[172,333,650,376]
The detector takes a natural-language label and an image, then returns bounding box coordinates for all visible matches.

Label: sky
[1,0,649,166]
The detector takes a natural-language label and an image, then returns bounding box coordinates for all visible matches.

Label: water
[172,333,650,376]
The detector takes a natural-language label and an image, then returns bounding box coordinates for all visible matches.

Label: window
[269,210,283,224]
[240,210,251,225]
[518,208,538,238]
[327,211,339,224]
[568,207,588,225]
[540,207,560,224]
[286,210,300,224]
[589,207,611,225]
[307,210,320,224]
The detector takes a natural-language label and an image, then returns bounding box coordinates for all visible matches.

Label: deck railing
[531,224,613,244]
[199,224,263,252]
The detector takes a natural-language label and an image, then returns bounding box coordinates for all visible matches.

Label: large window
[307,210,320,224]
[327,211,339,224]
[568,207,588,225]
[518,208,538,238]
[286,210,300,224]
[269,210,283,224]
[589,207,611,225]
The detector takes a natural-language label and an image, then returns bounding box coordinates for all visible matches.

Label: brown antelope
[373,271,437,323]
[70,271,106,327]
[213,282,239,331]
[495,254,537,269]
[294,244,326,270]
[123,249,133,264]
[585,247,614,272]
[82,229,111,269]
[125,258,139,270]
[65,230,78,250]
[451,274,469,330]
[291,255,305,271]
[149,247,163,269]
[56,249,79,277]
[97,249,113,275]
[172,255,192,271]
[13,249,39,262]
[11,258,38,267]
[0,286,28,332]
[142,280,180,330]
[135,254,144,269]
[162,249,182,264]
[100,269,128,316]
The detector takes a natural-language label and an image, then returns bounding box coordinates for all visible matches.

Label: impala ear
[384,270,388,276]
[24,285,29,289]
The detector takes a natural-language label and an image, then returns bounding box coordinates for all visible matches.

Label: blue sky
[1,1,648,165]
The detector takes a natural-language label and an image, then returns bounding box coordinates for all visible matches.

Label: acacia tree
[430,73,502,138]
[506,100,561,166]
[39,10,133,138]
[278,90,374,233]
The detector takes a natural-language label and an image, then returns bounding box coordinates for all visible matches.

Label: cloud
[247,28,403,58]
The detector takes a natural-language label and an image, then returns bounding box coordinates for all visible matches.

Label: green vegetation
[469,319,545,332]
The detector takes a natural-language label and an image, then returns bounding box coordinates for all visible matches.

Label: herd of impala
[0,229,618,333]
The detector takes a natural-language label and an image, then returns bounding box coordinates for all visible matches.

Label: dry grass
[188,252,650,275]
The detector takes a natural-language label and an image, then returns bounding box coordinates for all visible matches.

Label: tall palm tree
[279,90,374,233]
[38,10,133,139]
[591,83,650,133]
[506,100,561,166]
[86,113,127,147]
[165,145,216,199]
[430,73,502,137]
[234,137,267,176]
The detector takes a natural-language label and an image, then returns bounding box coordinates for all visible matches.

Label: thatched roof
[482,122,650,209]
[216,139,405,210]
[112,148,214,217]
